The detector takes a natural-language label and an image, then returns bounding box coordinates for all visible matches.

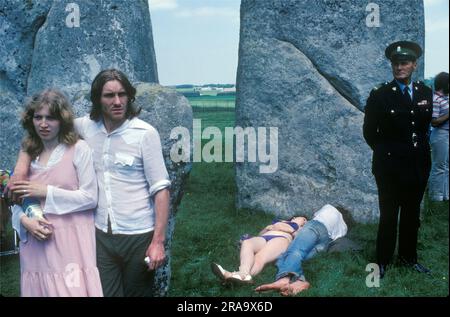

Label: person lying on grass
[211,215,307,285]
[255,204,347,296]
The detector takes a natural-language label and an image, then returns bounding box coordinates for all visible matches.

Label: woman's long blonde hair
[21,89,79,159]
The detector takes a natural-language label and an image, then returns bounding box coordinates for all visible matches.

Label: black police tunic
[363,80,433,188]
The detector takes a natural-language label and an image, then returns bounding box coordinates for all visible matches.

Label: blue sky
[149,0,449,85]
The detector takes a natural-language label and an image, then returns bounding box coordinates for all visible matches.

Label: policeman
[363,41,433,278]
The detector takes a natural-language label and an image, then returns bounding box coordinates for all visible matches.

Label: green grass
[187,95,235,109]
[0,222,20,296]
[1,108,448,297]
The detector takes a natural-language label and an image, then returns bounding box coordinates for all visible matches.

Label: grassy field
[1,106,448,297]
[187,95,235,109]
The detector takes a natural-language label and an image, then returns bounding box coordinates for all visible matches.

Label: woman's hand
[12,181,48,200]
[271,222,295,233]
[20,215,53,241]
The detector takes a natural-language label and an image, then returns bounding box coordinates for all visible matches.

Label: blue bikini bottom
[261,235,289,242]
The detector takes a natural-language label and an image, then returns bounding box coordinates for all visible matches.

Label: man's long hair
[21,89,78,159]
[89,69,141,122]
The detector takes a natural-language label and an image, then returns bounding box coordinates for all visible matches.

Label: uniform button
[388,152,391,156]
[391,110,395,114]
[412,122,415,126]
[411,110,414,115]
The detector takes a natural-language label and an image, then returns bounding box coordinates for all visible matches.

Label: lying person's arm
[271,221,296,234]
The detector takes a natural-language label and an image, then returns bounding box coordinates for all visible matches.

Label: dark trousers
[96,228,155,297]
[374,175,427,264]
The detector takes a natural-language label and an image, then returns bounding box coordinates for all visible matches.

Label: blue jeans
[275,220,331,282]
[429,128,449,201]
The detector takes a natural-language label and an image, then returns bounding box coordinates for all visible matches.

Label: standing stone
[0,0,52,96]
[236,0,425,223]
[27,0,158,98]
[1,0,52,169]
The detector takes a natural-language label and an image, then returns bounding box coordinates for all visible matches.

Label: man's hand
[145,188,170,271]
[11,181,48,200]
[21,216,53,241]
[145,241,166,271]
[6,151,32,204]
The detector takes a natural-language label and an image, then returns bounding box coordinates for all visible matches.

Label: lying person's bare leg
[254,277,290,292]
[280,279,310,296]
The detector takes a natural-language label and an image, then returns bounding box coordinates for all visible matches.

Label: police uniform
[363,41,433,273]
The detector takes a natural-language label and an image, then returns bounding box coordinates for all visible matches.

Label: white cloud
[149,0,178,11]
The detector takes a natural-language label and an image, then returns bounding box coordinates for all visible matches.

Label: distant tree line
[175,84,235,89]
[176,84,195,89]
[180,91,236,98]
[181,91,200,97]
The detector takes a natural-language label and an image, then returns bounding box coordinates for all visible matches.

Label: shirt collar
[395,80,413,93]
[100,118,131,135]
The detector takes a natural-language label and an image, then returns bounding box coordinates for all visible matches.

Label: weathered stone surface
[0,88,23,169]
[0,0,52,96]
[27,0,158,98]
[72,84,193,295]
[236,0,425,223]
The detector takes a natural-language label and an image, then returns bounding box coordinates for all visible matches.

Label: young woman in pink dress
[11,89,103,297]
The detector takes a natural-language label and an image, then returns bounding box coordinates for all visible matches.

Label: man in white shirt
[255,205,347,296]
[79,69,171,296]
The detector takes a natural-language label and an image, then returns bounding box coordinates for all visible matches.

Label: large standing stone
[27,0,158,98]
[1,0,51,169]
[236,0,425,223]
[1,0,159,169]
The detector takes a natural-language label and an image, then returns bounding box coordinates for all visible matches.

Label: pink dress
[20,144,103,297]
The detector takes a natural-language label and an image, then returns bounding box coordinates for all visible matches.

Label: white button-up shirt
[75,116,171,235]
[313,204,348,241]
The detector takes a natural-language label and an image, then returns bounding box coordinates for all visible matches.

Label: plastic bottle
[22,197,44,220]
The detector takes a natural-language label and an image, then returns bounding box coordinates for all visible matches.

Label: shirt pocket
[114,153,136,174]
